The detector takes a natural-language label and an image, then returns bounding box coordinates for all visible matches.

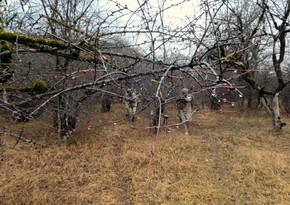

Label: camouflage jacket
[123,89,138,107]
[176,95,193,111]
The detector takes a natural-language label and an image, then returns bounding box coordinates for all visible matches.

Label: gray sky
[114,0,200,25]
[100,0,202,59]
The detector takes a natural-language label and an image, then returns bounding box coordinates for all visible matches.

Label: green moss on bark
[0,30,103,64]
[32,80,48,94]
[0,80,48,94]
[0,30,69,49]
[0,40,11,70]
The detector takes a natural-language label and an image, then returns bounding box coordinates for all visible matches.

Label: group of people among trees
[122,87,196,135]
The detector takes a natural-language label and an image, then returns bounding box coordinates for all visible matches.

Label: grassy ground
[0,104,290,205]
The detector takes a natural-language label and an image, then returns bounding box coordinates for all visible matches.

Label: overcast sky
[114,0,201,25]
[96,0,202,58]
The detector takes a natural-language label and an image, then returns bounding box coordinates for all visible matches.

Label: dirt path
[112,133,134,205]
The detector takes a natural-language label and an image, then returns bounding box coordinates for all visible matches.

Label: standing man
[176,88,194,135]
[123,88,139,121]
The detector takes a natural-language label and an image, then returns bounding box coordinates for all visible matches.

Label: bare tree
[254,0,290,131]
[200,0,290,131]
[0,0,259,146]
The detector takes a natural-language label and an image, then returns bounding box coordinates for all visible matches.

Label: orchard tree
[257,0,290,131]
[0,0,259,145]
[200,0,290,131]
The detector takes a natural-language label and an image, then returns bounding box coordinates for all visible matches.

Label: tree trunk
[210,96,221,110]
[247,92,252,109]
[53,94,77,142]
[272,92,282,132]
[152,100,165,134]
[101,94,112,112]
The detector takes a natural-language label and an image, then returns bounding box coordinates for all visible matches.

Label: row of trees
[1,0,290,143]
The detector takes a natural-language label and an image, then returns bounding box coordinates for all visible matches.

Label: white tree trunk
[272,92,281,131]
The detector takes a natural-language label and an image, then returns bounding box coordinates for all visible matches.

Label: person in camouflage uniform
[176,88,194,135]
[123,88,139,121]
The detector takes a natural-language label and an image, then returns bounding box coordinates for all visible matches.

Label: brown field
[1,104,290,205]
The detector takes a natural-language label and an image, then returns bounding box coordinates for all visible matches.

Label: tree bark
[272,92,282,131]
[0,30,103,64]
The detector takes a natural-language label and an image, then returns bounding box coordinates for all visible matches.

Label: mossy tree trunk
[0,30,101,64]
[0,40,13,83]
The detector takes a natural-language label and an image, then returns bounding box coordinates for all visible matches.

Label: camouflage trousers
[125,105,137,121]
[179,109,192,134]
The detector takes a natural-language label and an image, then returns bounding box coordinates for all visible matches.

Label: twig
[0,131,46,151]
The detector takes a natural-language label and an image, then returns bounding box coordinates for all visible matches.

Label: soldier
[176,88,194,135]
[123,88,139,121]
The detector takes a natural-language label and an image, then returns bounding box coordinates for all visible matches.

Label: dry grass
[0,104,290,205]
